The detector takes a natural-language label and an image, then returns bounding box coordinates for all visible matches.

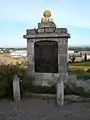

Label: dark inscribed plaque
[34,40,58,73]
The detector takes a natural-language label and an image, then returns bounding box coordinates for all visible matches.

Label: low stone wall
[33,73,76,86]
[67,74,90,92]
[33,73,59,86]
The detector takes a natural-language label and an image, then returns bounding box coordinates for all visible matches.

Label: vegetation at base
[64,85,90,98]
[0,60,90,99]
[28,85,56,94]
[28,60,90,98]
[0,64,34,98]
[68,66,90,73]
[15,60,28,67]
[26,85,90,98]
[69,60,90,66]
[76,73,90,80]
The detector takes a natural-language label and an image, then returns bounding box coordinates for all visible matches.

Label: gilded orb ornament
[43,10,51,17]
[41,10,53,23]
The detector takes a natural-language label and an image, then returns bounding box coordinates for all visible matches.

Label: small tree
[71,55,76,63]
[84,53,87,61]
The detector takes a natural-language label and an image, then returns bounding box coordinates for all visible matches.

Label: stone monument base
[30,72,68,86]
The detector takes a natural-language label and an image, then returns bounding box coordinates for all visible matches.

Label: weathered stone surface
[27,40,33,53]
[27,29,36,35]
[27,63,34,73]
[44,27,55,33]
[67,74,90,93]
[38,22,56,28]
[37,28,45,33]
[24,19,70,86]
[58,44,67,54]
[59,56,67,66]
[13,75,20,101]
[37,28,56,33]
[58,73,68,82]
[24,33,70,39]
[76,80,90,91]
[55,28,68,34]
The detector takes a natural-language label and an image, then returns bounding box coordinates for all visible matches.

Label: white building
[10,50,27,58]
[68,50,74,54]
[68,50,83,62]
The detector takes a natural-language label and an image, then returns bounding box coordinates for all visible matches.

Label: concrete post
[56,80,64,106]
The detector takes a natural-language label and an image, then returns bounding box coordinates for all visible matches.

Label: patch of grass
[69,61,90,66]
[68,66,90,73]
[68,64,90,79]
[65,85,90,98]
[28,85,56,94]
[76,73,90,80]
[68,65,90,70]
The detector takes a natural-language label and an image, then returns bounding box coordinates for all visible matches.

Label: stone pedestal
[24,22,70,86]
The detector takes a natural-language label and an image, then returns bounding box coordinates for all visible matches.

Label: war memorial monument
[23,10,70,105]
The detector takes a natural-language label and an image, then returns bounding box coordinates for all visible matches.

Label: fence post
[56,78,64,106]
[13,74,20,101]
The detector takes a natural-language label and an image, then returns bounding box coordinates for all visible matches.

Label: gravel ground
[0,98,90,120]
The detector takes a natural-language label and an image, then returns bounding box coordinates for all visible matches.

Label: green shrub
[25,85,90,98]
[0,64,34,98]
[28,85,56,94]
[15,61,21,66]
[65,85,90,98]
[76,73,90,80]
[20,61,27,66]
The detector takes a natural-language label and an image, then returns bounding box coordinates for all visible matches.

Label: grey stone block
[58,73,68,82]
[24,20,70,86]
[37,28,44,33]
[59,55,67,65]
[44,27,56,33]
[38,22,56,28]
[58,55,67,72]
[27,29,36,35]
[58,44,67,54]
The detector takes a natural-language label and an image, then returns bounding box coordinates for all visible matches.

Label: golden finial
[41,10,53,23]
[43,10,51,17]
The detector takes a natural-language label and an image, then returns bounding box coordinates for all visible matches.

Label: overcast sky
[0,0,90,47]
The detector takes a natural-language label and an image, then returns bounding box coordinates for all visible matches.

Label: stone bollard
[56,80,64,106]
[13,74,20,101]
